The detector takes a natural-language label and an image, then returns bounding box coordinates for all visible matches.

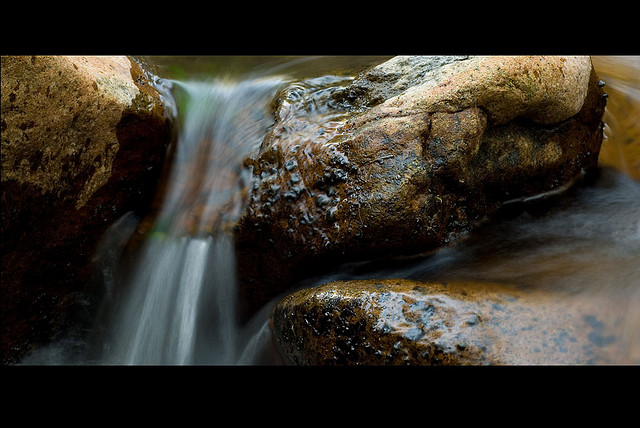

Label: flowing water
[92,57,388,365]
[99,75,291,364]
[19,56,640,365]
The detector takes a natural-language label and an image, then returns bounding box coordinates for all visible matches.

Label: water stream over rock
[98,76,289,364]
[17,56,639,365]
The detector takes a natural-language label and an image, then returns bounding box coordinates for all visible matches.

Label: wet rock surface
[1,56,172,364]
[272,278,635,365]
[235,56,606,320]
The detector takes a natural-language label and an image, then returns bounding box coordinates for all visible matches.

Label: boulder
[234,56,606,320]
[1,56,172,364]
[272,279,637,365]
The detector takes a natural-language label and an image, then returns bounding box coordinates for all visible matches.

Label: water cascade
[99,76,286,365]
[16,56,640,365]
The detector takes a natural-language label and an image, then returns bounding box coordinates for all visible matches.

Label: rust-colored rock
[272,279,637,365]
[234,56,606,321]
[1,56,172,364]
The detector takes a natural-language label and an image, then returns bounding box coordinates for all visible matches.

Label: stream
[19,55,640,365]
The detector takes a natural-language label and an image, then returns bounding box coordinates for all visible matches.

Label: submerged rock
[272,279,635,365]
[235,56,606,320]
[1,56,172,364]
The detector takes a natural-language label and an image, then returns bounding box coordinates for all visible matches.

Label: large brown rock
[234,56,606,320]
[272,278,638,365]
[1,56,172,364]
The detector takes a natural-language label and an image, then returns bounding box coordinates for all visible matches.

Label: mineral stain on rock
[583,314,617,348]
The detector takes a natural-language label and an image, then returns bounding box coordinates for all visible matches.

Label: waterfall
[100,75,285,365]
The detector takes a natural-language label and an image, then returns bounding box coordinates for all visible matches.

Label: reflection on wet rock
[235,56,606,320]
[272,278,637,365]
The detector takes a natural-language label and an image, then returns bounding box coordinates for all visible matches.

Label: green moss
[523,70,539,100]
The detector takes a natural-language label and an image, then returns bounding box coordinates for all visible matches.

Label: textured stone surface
[1,56,172,364]
[362,56,594,126]
[272,279,635,365]
[1,56,162,208]
[234,56,606,321]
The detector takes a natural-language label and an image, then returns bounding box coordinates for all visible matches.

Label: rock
[333,55,471,109]
[272,279,636,365]
[1,56,172,364]
[234,56,606,320]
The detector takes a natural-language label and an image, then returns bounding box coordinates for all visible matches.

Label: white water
[98,76,286,365]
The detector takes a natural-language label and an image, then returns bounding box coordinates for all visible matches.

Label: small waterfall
[18,56,638,366]
[100,75,285,365]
